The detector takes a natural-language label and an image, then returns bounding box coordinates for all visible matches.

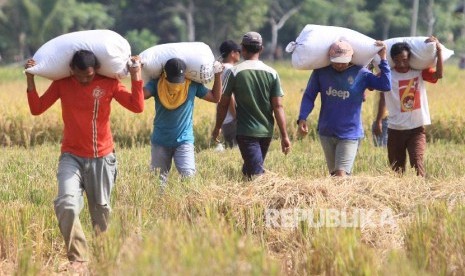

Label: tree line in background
[0,0,464,63]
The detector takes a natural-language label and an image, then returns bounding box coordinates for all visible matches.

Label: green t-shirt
[223,60,283,137]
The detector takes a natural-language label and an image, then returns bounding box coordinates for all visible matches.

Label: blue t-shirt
[298,60,391,139]
[145,79,208,147]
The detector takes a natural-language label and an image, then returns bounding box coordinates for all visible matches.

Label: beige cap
[329,40,354,63]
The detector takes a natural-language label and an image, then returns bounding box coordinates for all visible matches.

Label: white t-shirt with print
[385,69,431,130]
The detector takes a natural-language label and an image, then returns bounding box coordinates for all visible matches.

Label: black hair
[220,40,241,59]
[70,50,100,70]
[242,43,262,54]
[390,42,411,59]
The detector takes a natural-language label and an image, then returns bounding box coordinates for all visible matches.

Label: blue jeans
[150,143,196,185]
[236,135,272,179]
[371,118,388,147]
[319,135,359,175]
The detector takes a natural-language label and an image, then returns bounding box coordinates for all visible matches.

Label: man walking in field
[214,39,242,150]
[24,50,144,272]
[212,31,291,179]
[143,57,223,188]
[377,36,443,176]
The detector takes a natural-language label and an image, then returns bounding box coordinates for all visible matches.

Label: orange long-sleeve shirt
[27,75,144,158]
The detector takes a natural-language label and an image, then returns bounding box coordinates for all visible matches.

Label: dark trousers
[221,120,237,148]
[387,126,426,176]
[236,135,272,178]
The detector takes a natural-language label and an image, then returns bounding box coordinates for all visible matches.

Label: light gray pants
[150,143,196,188]
[319,135,359,175]
[54,152,117,262]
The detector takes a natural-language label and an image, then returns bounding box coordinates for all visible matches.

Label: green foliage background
[1,0,465,63]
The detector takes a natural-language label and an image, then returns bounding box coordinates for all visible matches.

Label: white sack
[26,30,131,80]
[139,42,215,84]
[373,36,454,69]
[285,24,381,70]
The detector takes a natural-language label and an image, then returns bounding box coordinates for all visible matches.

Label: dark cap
[219,40,241,58]
[164,58,186,83]
[241,32,262,46]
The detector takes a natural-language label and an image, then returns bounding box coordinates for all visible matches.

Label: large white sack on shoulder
[25,30,131,80]
[373,37,454,69]
[139,42,215,84]
[285,24,381,70]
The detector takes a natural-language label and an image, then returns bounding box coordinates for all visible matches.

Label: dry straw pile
[181,173,465,272]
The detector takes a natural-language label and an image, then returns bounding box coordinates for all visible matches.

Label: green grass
[1,142,465,275]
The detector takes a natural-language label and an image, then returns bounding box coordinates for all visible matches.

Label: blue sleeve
[365,60,391,92]
[144,79,157,96]
[193,82,208,98]
[298,70,319,121]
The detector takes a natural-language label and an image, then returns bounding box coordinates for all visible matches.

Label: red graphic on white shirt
[399,77,421,112]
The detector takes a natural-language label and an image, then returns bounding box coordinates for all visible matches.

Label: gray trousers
[54,152,117,262]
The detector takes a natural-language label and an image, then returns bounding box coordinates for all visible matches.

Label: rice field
[1,62,465,275]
